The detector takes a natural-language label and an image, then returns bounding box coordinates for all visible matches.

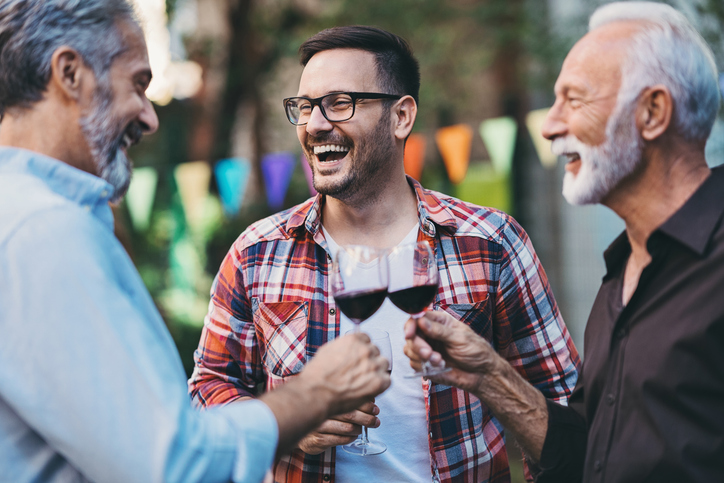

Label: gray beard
[79,84,132,203]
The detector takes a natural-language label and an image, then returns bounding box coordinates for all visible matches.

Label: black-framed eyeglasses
[283,92,402,126]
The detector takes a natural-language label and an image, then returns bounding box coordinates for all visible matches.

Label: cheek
[572,110,610,147]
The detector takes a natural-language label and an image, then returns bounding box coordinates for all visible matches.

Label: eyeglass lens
[286,93,355,125]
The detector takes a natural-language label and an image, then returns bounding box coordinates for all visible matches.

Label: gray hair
[590,1,721,142]
[0,0,139,119]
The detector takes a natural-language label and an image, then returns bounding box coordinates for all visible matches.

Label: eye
[568,97,583,109]
[297,101,312,113]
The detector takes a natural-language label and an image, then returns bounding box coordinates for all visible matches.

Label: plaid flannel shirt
[189,177,580,483]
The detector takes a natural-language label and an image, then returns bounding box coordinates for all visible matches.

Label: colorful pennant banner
[526,108,557,169]
[480,117,517,176]
[125,167,158,231]
[174,161,211,232]
[436,124,473,184]
[403,133,426,181]
[300,153,317,196]
[214,157,251,217]
[262,152,296,211]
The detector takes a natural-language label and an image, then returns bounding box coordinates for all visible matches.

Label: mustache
[551,135,586,156]
[306,132,351,149]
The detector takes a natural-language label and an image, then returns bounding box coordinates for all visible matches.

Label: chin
[100,149,132,203]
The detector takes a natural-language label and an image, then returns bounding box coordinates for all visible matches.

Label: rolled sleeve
[220,400,279,483]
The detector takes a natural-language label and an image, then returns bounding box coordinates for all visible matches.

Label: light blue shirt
[0,147,278,483]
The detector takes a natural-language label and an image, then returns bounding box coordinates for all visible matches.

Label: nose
[305,105,334,137]
[138,95,159,135]
[541,101,567,141]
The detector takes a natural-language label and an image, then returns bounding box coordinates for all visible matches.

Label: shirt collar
[603,165,724,275]
[284,176,459,238]
[656,165,724,255]
[0,147,115,227]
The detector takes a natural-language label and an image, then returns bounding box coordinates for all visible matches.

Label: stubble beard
[556,97,644,206]
[308,110,396,206]
[79,80,137,203]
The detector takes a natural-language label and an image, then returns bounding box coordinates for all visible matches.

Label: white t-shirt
[323,225,432,482]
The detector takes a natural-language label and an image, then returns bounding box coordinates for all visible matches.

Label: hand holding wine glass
[330,245,389,455]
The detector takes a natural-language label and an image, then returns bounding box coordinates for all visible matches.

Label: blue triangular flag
[214,158,251,216]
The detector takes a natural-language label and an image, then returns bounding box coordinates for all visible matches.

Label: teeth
[313,144,350,155]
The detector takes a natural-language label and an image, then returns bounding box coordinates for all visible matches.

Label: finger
[356,400,379,415]
[316,419,363,436]
[404,318,418,339]
[419,312,457,340]
[404,333,434,360]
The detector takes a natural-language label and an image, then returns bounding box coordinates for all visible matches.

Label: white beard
[553,99,644,205]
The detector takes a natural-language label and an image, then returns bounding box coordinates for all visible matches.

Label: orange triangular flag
[403,134,426,180]
[435,124,473,184]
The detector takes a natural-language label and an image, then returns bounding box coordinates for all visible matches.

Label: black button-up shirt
[537,166,724,482]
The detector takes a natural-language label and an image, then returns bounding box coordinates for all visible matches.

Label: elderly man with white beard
[404,2,724,482]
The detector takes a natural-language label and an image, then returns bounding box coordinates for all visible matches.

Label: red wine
[334,288,388,323]
[388,284,438,314]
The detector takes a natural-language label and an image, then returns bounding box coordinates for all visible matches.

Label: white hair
[590,1,721,142]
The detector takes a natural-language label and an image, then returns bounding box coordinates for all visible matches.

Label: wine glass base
[404,365,452,379]
[342,439,387,456]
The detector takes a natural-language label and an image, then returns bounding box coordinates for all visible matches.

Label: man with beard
[189,26,579,482]
[404,2,724,482]
[0,2,392,482]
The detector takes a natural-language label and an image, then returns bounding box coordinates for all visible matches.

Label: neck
[322,169,419,248]
[604,143,709,258]
[0,100,94,174]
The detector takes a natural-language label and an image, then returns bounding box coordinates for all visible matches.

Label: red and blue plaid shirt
[189,177,580,483]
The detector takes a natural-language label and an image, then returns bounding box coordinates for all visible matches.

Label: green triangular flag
[480,117,517,176]
[125,167,158,231]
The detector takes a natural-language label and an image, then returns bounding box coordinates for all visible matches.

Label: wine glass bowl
[387,241,438,317]
[387,241,449,378]
[330,245,388,330]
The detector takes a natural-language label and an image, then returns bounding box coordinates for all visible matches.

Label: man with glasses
[190,25,579,482]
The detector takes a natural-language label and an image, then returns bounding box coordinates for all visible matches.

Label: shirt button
[594,460,602,472]
[323,475,330,481]
[329,308,336,316]
[100,189,108,197]
[83,205,91,212]
[615,327,627,339]
[606,393,616,406]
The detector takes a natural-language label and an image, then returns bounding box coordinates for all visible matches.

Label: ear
[393,95,418,141]
[49,46,90,101]
[637,85,673,142]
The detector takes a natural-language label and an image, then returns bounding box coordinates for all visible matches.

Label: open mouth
[563,152,581,163]
[313,144,350,163]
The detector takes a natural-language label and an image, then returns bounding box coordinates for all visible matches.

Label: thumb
[419,312,455,341]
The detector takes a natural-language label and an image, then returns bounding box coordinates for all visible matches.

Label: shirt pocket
[434,295,493,342]
[252,299,308,378]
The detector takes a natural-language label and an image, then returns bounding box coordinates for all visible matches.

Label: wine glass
[387,240,449,378]
[341,329,392,456]
[330,245,388,334]
[331,246,388,456]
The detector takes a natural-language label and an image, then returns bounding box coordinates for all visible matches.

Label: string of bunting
[124,112,559,231]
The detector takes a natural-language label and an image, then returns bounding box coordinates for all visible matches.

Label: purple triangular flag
[262,152,296,210]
